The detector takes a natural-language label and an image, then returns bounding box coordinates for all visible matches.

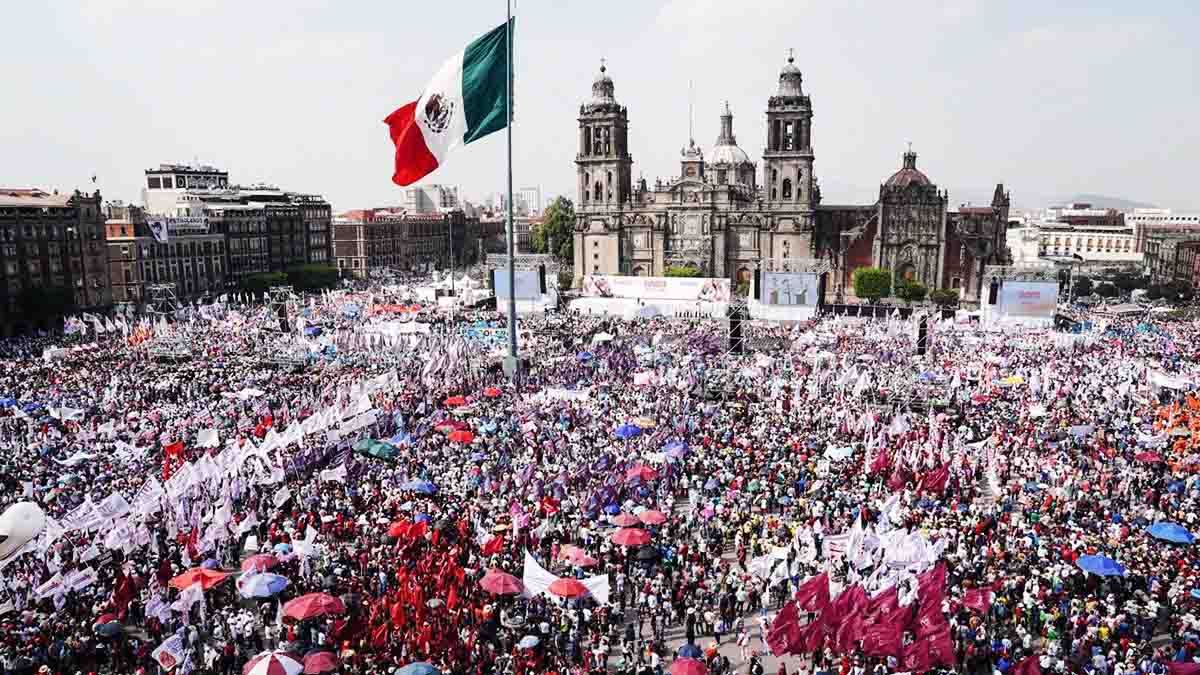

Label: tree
[664,266,702,278]
[852,267,892,304]
[735,280,750,297]
[17,286,73,322]
[895,279,928,304]
[929,288,960,307]
[1071,275,1093,299]
[532,197,575,263]
[1167,280,1194,303]
[1112,273,1147,293]
[1145,285,1163,301]
[241,272,288,296]
[285,264,339,292]
[1095,282,1118,299]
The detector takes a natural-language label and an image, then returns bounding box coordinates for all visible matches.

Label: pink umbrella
[700,507,716,520]
[560,546,599,567]
[626,465,658,482]
[243,651,304,675]
[479,569,524,595]
[671,658,707,675]
[638,510,668,525]
[241,554,278,573]
[1135,451,1163,464]
[611,513,641,527]
[283,593,346,620]
[611,528,651,546]
[548,577,590,598]
[302,652,338,675]
[447,430,476,444]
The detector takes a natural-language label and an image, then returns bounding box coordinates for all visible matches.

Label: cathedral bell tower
[576,60,633,212]
[763,51,815,209]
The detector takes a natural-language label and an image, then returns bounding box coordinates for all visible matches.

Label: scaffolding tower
[146,283,181,319]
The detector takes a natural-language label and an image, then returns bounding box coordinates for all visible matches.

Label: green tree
[1095,282,1118,298]
[532,197,576,263]
[664,266,702,278]
[852,267,892,304]
[241,272,288,296]
[1112,273,1147,293]
[895,279,928,304]
[17,286,73,322]
[285,264,339,292]
[1167,279,1194,303]
[1145,285,1163,301]
[735,280,750,297]
[1071,275,1093,298]
[929,288,960,307]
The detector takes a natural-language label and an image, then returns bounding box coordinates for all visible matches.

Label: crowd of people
[0,286,1198,675]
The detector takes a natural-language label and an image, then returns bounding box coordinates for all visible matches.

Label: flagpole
[503,0,520,381]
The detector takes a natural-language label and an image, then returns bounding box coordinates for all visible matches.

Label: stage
[567,296,729,319]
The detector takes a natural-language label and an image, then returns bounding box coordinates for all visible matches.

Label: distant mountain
[1061,194,1157,211]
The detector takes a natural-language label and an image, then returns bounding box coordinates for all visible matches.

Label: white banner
[152,634,186,671]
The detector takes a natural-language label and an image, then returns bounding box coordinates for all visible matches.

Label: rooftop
[0,188,74,207]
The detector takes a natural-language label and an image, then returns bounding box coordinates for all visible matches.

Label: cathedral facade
[572,55,1012,303]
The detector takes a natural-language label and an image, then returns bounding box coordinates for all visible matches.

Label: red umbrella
[625,465,658,481]
[435,420,468,433]
[283,593,346,620]
[241,554,278,573]
[448,430,476,444]
[479,569,524,595]
[1135,451,1163,464]
[93,612,118,627]
[482,387,503,398]
[563,548,598,567]
[243,651,304,675]
[302,651,339,675]
[611,528,652,546]
[611,513,641,527]
[548,577,590,598]
[638,510,668,525]
[387,521,410,538]
[671,658,708,675]
[169,568,230,591]
[443,395,467,407]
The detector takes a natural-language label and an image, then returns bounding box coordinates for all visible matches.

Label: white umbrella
[243,651,303,675]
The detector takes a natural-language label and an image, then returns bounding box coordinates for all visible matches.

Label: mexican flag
[384,19,513,186]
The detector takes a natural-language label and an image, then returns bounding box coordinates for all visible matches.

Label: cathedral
[571,54,1012,304]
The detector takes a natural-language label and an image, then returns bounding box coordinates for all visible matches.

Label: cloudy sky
[3,0,1196,212]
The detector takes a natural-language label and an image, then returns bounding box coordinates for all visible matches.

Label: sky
[2,0,1197,213]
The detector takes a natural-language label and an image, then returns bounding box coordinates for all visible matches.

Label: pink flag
[794,572,831,612]
[1013,655,1042,675]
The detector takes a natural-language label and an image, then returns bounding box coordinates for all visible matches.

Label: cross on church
[600,57,606,71]
[787,48,794,62]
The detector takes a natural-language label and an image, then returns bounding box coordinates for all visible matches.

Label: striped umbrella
[243,651,304,675]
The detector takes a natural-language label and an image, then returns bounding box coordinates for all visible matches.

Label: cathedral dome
[884,149,932,188]
[777,53,803,97]
[590,61,617,106]
[709,102,752,166]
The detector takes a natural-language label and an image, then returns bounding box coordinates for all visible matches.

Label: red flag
[917,561,946,607]
[869,450,892,475]
[926,624,956,667]
[1013,656,1042,675]
[914,602,948,639]
[963,583,997,613]
[865,586,900,620]
[834,612,865,654]
[825,584,867,630]
[794,572,831,612]
[902,636,933,673]
[861,620,903,658]
[800,620,825,653]
[370,622,388,648]
[766,601,801,656]
[919,464,950,494]
[481,534,505,556]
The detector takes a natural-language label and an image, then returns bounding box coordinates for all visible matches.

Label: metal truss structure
[147,333,192,361]
[262,286,298,334]
[982,262,1061,285]
[146,283,181,319]
[485,254,561,272]
[757,258,834,274]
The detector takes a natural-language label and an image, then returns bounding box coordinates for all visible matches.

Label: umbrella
[401,480,438,495]
[678,644,702,659]
[241,554,279,573]
[1135,451,1163,464]
[302,652,338,675]
[479,569,524,595]
[93,613,121,637]
[703,478,719,490]
[387,521,411,538]
[564,548,598,567]
[548,577,590,598]
[626,465,657,482]
[169,568,231,591]
[237,573,290,599]
[577,351,594,362]
[611,528,651,546]
[1076,554,1127,577]
[244,651,304,675]
[443,395,467,407]
[634,416,657,429]
[396,663,440,675]
[518,635,540,649]
[638,510,667,525]
[201,558,220,570]
[283,593,346,620]
[273,543,293,554]
[634,546,659,561]
[447,430,476,444]
[614,423,642,440]
[671,658,708,675]
[1147,522,1195,544]
[353,438,399,461]
[611,513,641,527]
[482,387,503,398]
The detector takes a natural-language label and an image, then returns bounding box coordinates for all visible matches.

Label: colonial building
[332,209,480,279]
[572,56,1011,303]
[104,203,226,303]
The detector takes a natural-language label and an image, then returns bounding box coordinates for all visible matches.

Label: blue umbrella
[1076,554,1126,577]
[401,480,438,495]
[517,635,540,649]
[614,423,641,440]
[663,440,689,458]
[1148,522,1196,545]
[603,504,620,515]
[704,478,719,490]
[237,573,291,598]
[414,513,431,523]
[273,543,292,554]
[397,663,440,675]
[201,558,220,570]
[94,621,122,638]
[470,452,488,462]
[1190,589,1200,600]
[0,398,15,407]
[577,351,594,362]
[678,644,703,659]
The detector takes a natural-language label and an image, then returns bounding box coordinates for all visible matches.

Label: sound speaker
[489,269,496,292]
[917,317,929,356]
[988,278,1000,305]
[538,265,547,294]
[753,269,761,301]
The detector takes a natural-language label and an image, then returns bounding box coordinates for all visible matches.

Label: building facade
[1128,208,1200,254]
[332,209,480,278]
[1144,232,1200,288]
[403,184,460,214]
[104,203,226,304]
[571,57,1010,302]
[0,188,112,335]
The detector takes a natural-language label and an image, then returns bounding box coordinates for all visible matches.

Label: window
[148,177,161,189]
[161,177,173,189]
[782,179,792,200]
[951,277,961,290]
[784,122,794,150]
[717,170,727,184]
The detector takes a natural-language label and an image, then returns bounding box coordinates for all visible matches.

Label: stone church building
[572,55,1011,303]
